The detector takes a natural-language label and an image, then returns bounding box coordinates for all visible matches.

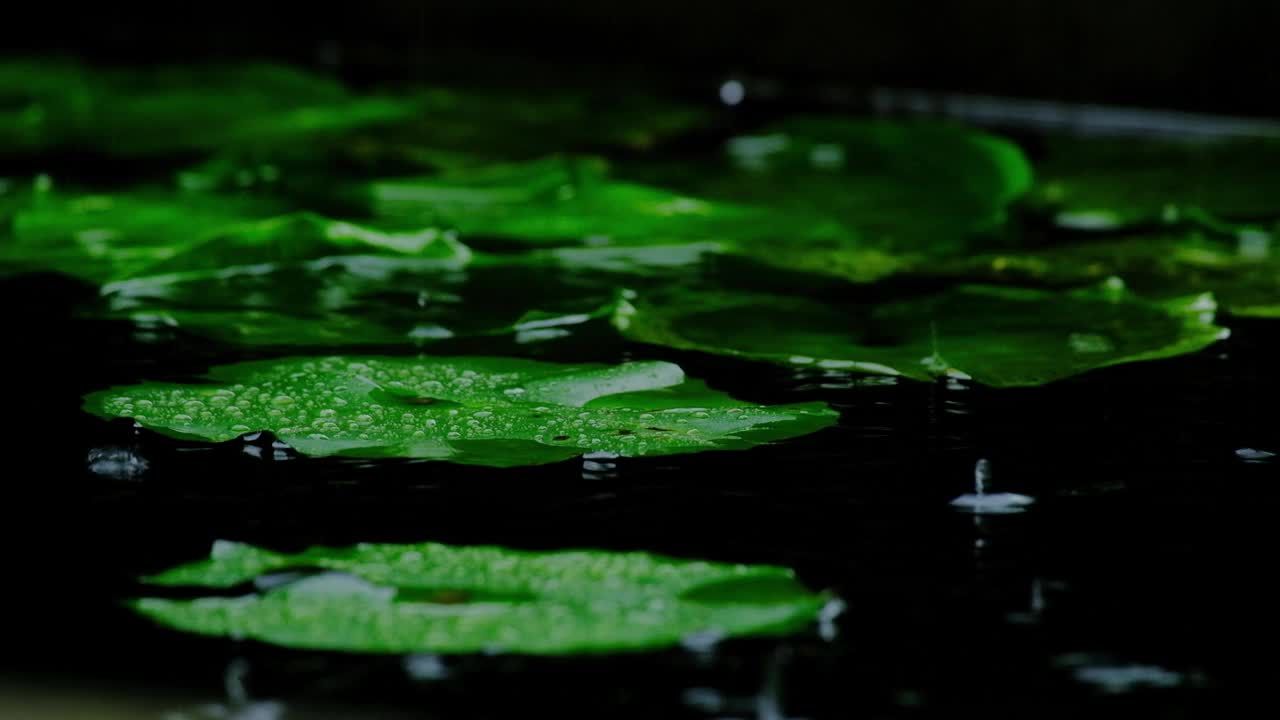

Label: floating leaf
[1030,135,1280,230]
[133,540,828,655]
[618,282,1227,387]
[355,155,900,282]
[0,60,415,157]
[626,117,1033,257]
[99,259,628,347]
[84,356,836,465]
[932,230,1280,318]
[1,188,468,284]
[365,155,844,249]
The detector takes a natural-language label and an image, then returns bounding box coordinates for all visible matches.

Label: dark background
[7,1,1280,115]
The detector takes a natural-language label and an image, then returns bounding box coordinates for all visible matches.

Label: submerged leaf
[133,540,828,654]
[84,356,837,465]
[1030,135,1280,230]
[618,282,1226,387]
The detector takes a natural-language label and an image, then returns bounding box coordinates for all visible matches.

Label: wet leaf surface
[620,282,1227,386]
[84,356,838,465]
[132,540,828,654]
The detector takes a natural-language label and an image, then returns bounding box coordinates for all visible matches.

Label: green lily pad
[627,117,1033,256]
[0,60,415,157]
[84,356,837,465]
[1,187,469,284]
[356,155,902,282]
[99,259,629,347]
[1030,135,1280,230]
[132,540,828,655]
[933,229,1280,318]
[365,155,845,249]
[617,282,1226,387]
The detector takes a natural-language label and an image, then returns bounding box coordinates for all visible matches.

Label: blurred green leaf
[1029,135,1280,230]
[0,60,416,157]
[929,229,1280,318]
[1,187,468,284]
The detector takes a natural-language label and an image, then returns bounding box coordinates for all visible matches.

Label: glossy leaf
[618,282,1227,387]
[84,356,837,465]
[133,540,828,654]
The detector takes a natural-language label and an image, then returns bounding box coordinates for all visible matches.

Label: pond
[2,60,1276,718]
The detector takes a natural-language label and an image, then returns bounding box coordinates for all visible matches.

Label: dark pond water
[2,257,1276,718]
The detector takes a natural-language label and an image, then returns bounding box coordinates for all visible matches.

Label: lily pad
[132,540,828,655]
[617,282,1227,387]
[1030,135,1280,230]
[84,356,837,465]
[0,60,415,157]
[365,155,845,249]
[355,155,900,283]
[932,229,1280,318]
[626,117,1034,256]
[99,259,630,347]
[1,187,469,284]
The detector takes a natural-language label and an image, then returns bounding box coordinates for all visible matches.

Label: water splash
[950,459,1034,514]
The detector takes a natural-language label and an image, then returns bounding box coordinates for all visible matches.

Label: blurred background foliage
[6,1,1280,115]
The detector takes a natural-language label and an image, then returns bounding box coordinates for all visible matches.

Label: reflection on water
[87,446,149,480]
[1052,654,1202,695]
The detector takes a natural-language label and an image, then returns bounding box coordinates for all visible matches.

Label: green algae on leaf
[1,188,469,284]
[1030,136,1280,230]
[0,60,415,157]
[132,540,829,655]
[618,281,1227,387]
[84,357,837,465]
